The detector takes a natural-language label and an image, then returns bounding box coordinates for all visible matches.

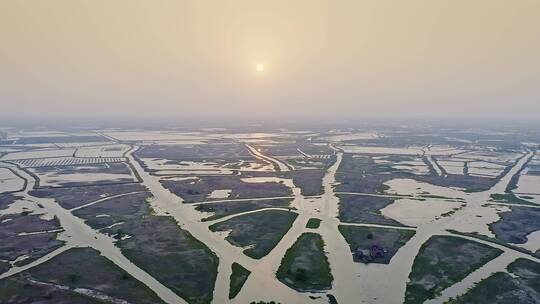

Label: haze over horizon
[2,1,539,120]
[1,4,540,301]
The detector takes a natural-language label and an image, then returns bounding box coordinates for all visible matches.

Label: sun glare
[256,63,265,73]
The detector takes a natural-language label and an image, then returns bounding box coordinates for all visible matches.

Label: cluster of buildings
[355,245,387,263]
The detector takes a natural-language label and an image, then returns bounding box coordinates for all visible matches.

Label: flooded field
[0,167,24,193]
[0,126,539,304]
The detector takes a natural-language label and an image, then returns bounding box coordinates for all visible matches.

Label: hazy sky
[1,1,539,120]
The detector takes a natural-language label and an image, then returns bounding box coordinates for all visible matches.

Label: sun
[255,63,265,73]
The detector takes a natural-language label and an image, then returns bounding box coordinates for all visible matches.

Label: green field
[405,235,503,304]
[276,232,333,291]
[306,218,321,229]
[447,258,540,303]
[0,247,164,304]
[209,210,298,259]
[229,262,251,299]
